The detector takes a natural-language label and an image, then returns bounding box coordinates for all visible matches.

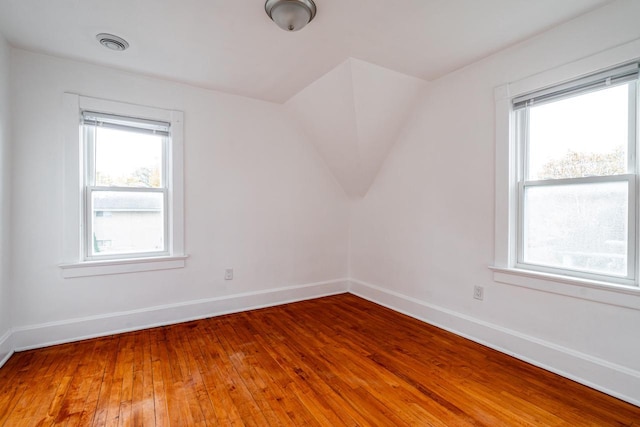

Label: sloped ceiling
[0,0,612,103]
[287,59,426,198]
[0,0,615,197]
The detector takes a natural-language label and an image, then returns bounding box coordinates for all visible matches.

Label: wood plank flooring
[0,293,638,426]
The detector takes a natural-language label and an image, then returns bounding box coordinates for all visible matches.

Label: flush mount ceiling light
[96,33,129,51]
[265,0,317,32]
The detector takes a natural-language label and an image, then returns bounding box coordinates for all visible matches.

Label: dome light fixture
[265,0,317,32]
[96,33,129,51]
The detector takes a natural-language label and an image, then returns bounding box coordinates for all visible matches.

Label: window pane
[94,127,164,188]
[523,181,628,277]
[527,84,630,180]
[91,191,165,256]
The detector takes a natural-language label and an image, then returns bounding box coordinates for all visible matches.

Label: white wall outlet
[224,268,233,280]
[473,285,484,300]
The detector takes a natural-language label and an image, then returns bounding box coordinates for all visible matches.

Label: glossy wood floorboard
[1,294,639,426]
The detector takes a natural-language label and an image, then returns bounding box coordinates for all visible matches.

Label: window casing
[61,94,185,278]
[512,62,639,287]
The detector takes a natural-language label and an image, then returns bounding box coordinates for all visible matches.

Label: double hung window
[61,94,185,278]
[513,63,638,286]
[82,112,170,260]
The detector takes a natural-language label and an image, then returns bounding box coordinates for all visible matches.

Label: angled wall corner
[285,58,427,198]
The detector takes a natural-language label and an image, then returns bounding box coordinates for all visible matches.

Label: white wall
[8,49,350,348]
[286,58,426,198]
[0,34,12,364]
[4,0,640,407]
[350,0,640,405]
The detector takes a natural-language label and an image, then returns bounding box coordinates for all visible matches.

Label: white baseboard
[0,329,13,369]
[11,279,349,351]
[348,278,640,407]
[5,276,639,408]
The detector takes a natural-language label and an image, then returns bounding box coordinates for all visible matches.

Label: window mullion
[88,186,166,193]
[523,174,634,187]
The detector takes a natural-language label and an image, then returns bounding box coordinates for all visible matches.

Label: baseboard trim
[12,278,349,351]
[348,278,640,407]
[0,329,13,369]
[6,277,639,407]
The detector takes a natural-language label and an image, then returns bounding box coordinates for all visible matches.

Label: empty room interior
[1,0,640,425]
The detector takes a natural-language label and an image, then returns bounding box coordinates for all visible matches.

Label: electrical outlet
[225,268,233,280]
[473,285,484,300]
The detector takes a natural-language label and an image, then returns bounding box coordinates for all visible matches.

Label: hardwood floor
[0,294,638,426]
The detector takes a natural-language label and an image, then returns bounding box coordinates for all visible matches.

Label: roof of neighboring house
[93,191,162,211]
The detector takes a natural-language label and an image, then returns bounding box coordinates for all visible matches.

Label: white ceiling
[0,0,612,103]
[287,59,426,197]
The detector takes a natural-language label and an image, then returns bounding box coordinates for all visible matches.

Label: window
[513,63,638,286]
[61,95,185,277]
[83,112,169,260]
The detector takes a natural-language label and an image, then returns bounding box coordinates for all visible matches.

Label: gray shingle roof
[93,192,162,211]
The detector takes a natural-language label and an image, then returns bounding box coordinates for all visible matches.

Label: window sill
[59,255,188,278]
[489,266,640,311]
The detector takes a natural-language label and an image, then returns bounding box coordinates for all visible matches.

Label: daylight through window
[82,112,170,260]
[513,62,638,285]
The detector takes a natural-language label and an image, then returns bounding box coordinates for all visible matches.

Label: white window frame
[60,94,187,278]
[491,40,640,310]
[514,80,637,286]
[82,111,170,261]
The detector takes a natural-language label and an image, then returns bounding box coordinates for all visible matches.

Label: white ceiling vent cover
[96,33,129,51]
